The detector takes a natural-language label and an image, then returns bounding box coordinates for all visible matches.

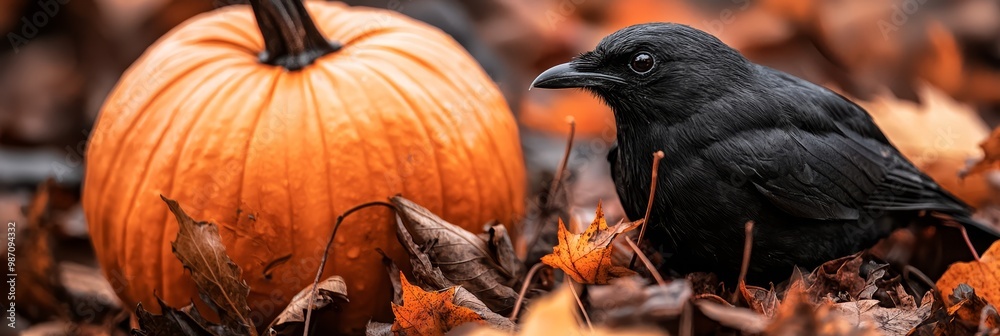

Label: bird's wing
[714,68,971,221]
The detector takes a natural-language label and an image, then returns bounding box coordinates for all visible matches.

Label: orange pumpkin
[83,0,525,333]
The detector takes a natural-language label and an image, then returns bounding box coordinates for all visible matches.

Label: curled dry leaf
[804,252,867,302]
[390,273,485,335]
[963,126,1000,178]
[764,284,881,336]
[394,216,453,290]
[937,241,1000,306]
[134,298,214,336]
[161,196,256,336]
[831,294,933,336]
[910,284,999,335]
[18,181,65,322]
[268,276,348,335]
[392,196,521,313]
[589,276,693,327]
[541,203,641,284]
[467,285,666,336]
[693,300,768,334]
[739,282,780,319]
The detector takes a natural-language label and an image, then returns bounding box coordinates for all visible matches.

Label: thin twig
[567,279,593,333]
[548,116,576,208]
[302,201,396,336]
[680,301,693,336]
[629,151,666,269]
[903,265,936,292]
[526,118,576,256]
[941,221,980,261]
[624,236,666,286]
[510,263,551,321]
[731,221,755,304]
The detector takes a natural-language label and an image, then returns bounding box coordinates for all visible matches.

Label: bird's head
[531,23,752,124]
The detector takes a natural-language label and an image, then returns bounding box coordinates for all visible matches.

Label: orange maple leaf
[391,272,484,335]
[964,126,1000,178]
[541,202,642,284]
[937,241,1000,306]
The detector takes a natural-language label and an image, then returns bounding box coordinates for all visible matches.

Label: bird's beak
[530,62,626,89]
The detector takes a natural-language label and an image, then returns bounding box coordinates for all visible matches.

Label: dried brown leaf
[693,299,768,334]
[909,284,998,335]
[466,285,666,336]
[134,298,214,336]
[392,196,520,313]
[740,282,780,319]
[267,276,348,335]
[832,297,932,335]
[17,181,64,322]
[765,284,880,336]
[808,252,868,302]
[590,277,692,327]
[161,196,255,336]
[965,127,1000,178]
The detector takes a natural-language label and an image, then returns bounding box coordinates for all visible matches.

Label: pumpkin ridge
[361,61,449,215]
[91,54,219,237]
[157,67,259,306]
[114,60,241,304]
[230,70,284,271]
[381,57,485,226]
[314,62,382,213]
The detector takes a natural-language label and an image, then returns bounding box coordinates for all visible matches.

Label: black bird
[531,23,1000,282]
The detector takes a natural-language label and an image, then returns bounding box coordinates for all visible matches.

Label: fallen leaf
[740,282,780,319]
[267,276,348,336]
[467,285,666,336]
[17,181,65,322]
[482,224,526,282]
[541,203,641,284]
[161,196,256,336]
[937,240,1000,306]
[394,215,454,290]
[590,276,693,327]
[58,262,124,325]
[805,252,868,302]
[134,298,214,336]
[392,196,521,313]
[909,284,999,335]
[377,249,404,305]
[694,300,768,334]
[376,252,516,334]
[765,284,880,336]
[964,127,1000,178]
[390,272,485,335]
[831,295,932,335]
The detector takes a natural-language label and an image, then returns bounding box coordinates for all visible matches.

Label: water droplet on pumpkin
[346,247,360,259]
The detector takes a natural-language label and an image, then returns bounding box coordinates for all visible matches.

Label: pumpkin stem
[248,0,341,70]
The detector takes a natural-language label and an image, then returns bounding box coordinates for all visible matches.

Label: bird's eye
[629,52,655,74]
